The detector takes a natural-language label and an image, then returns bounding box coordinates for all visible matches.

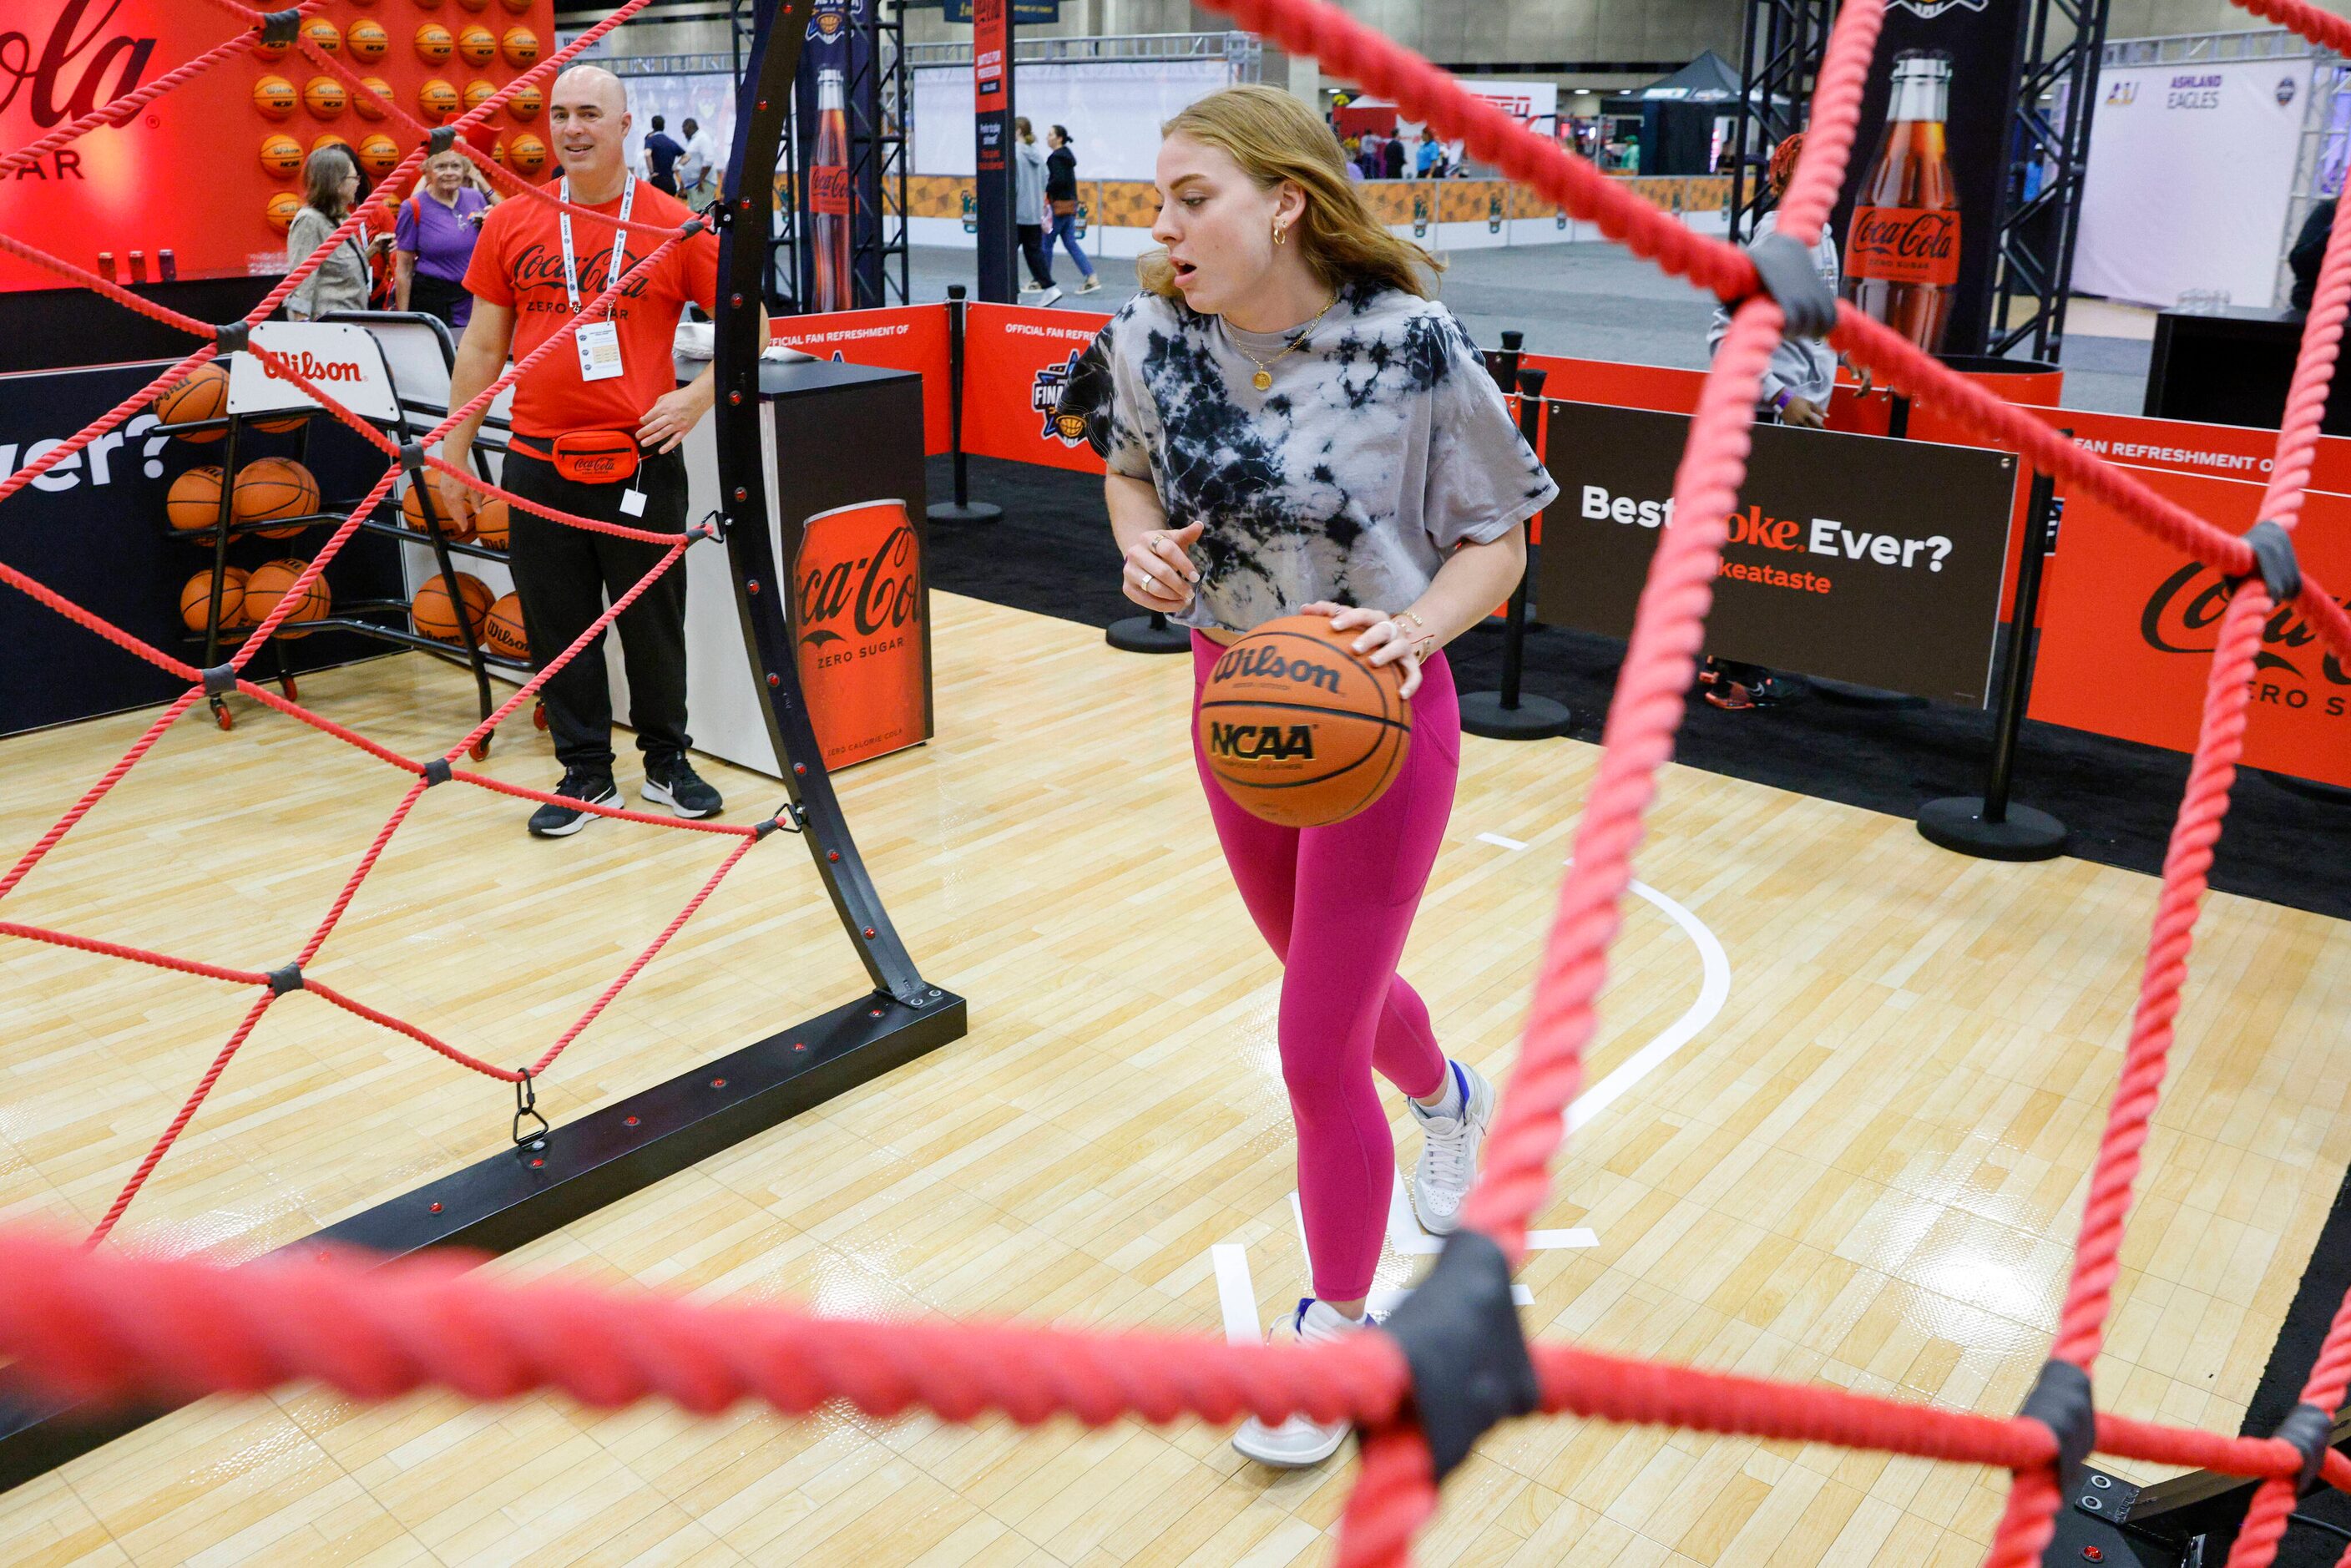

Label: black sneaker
[528,768,619,837]
[643,756,723,819]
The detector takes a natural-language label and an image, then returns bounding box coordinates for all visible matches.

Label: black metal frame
[851,0,913,307]
[0,0,963,1491]
[1727,0,2107,363]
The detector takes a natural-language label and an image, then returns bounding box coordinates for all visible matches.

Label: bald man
[437,64,729,836]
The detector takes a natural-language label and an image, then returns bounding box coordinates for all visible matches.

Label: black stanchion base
[927,500,1003,524]
[1106,615,1191,654]
[1917,797,2068,861]
[1459,690,1574,741]
[1810,677,1926,710]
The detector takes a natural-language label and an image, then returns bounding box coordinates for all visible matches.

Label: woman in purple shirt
[394,148,493,330]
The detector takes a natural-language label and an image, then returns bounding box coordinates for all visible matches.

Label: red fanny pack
[511,429,640,484]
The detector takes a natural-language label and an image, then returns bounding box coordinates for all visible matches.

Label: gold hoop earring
[1272,221,1285,245]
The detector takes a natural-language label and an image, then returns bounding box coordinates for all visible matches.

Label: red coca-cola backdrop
[0,0,554,294]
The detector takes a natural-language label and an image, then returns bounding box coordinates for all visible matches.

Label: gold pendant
[1251,370,1272,391]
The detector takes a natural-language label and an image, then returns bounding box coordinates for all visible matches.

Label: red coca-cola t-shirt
[463,177,720,439]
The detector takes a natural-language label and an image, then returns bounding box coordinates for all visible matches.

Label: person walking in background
[1014,117,1059,306]
[1045,125,1099,296]
[286,144,392,322]
[640,114,684,195]
[1699,132,1839,711]
[395,144,493,330]
[678,117,720,210]
[1382,133,1405,180]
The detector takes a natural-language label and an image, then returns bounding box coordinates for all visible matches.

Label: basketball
[411,573,494,643]
[251,409,307,433]
[463,79,497,112]
[508,133,546,174]
[180,567,247,633]
[417,78,458,118]
[457,24,496,64]
[400,478,474,541]
[454,0,491,12]
[357,134,399,176]
[155,364,228,439]
[311,133,350,158]
[166,466,225,530]
[243,559,329,637]
[301,18,341,53]
[415,23,454,63]
[252,76,296,119]
[508,83,542,119]
[497,0,529,13]
[346,19,388,60]
[259,133,302,178]
[470,496,508,549]
[1196,615,1413,828]
[489,137,508,167]
[502,27,539,66]
[483,592,527,660]
[354,78,393,119]
[251,28,290,60]
[231,458,319,538]
[304,77,346,119]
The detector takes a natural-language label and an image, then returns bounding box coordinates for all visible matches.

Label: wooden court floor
[0,591,2346,1566]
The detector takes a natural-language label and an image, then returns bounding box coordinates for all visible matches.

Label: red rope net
[3,2,2350,1565]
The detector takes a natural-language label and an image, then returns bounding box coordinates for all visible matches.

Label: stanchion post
[1917,459,2067,860]
[928,285,1002,524]
[1459,369,1573,741]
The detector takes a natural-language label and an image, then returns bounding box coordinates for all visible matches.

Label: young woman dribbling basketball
[1090,86,1556,1467]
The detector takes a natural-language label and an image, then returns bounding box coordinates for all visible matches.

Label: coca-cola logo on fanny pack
[2142,561,2351,687]
[0,0,154,129]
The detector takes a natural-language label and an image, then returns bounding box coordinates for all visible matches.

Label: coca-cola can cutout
[791,498,927,771]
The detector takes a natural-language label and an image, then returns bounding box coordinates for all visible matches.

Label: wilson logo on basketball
[2,0,155,129]
[1206,722,1316,761]
[260,351,367,386]
[1211,645,1342,694]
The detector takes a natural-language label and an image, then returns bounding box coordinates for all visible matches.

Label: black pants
[650,171,678,196]
[1017,223,1053,288]
[503,446,691,776]
[407,272,468,331]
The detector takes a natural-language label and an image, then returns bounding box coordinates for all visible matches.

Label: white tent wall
[913,59,1236,180]
[2071,55,2315,307]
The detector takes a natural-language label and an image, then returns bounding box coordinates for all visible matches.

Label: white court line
[1211,1244,1260,1345]
[1476,832,1529,851]
[1566,869,1732,1133]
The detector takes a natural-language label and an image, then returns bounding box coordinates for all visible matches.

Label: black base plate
[1459,690,1574,741]
[2049,1468,2189,1567]
[1918,796,2069,861]
[1106,615,1190,655]
[928,500,1003,524]
[1809,677,1926,709]
[0,984,966,1491]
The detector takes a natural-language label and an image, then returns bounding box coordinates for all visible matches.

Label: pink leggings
[1190,633,1458,1302]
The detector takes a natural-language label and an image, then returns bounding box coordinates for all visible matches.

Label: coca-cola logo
[0,0,154,129]
[810,163,851,215]
[798,522,920,647]
[1852,209,1956,264]
[2141,562,2349,686]
[260,350,368,386]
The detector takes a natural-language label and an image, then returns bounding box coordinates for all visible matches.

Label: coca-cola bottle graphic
[1844,50,1960,354]
[810,68,854,312]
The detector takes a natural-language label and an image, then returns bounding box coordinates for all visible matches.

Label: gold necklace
[1231,295,1337,391]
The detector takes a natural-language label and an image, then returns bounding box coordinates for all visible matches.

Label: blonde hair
[1138,85,1440,303]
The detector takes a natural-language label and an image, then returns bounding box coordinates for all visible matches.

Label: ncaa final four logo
[1032,349,1091,446]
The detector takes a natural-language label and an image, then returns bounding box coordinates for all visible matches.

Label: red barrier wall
[961,301,1114,473]
[769,305,952,456]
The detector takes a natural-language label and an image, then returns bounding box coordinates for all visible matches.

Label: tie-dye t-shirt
[1073,283,1557,635]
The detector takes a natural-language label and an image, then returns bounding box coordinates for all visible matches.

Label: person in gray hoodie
[1013,118,1058,304]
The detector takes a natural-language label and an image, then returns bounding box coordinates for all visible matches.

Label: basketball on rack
[259,134,303,178]
[400,479,475,542]
[463,79,497,112]
[354,78,392,120]
[508,134,546,174]
[417,78,458,119]
[502,27,539,66]
[457,24,496,64]
[179,567,248,634]
[1196,614,1413,828]
[252,76,296,120]
[411,574,494,644]
[455,0,492,12]
[154,364,229,440]
[232,458,320,539]
[470,497,509,549]
[346,18,388,60]
[166,467,225,531]
[508,82,542,119]
[304,77,347,120]
[264,190,303,233]
[358,134,400,177]
[415,22,454,64]
[483,593,528,660]
[243,560,330,639]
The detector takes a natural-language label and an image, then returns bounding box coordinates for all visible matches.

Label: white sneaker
[1018,284,1044,298]
[1077,275,1101,294]
[1037,286,1063,307]
[1408,1061,1495,1236]
[1231,1297,1365,1467]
